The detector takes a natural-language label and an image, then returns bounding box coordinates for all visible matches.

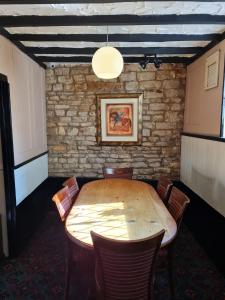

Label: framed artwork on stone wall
[96,93,143,145]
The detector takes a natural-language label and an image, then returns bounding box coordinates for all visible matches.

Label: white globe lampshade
[92,46,124,79]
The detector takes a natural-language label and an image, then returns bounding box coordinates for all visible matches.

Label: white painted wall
[0,35,48,256]
[181,135,225,217]
[0,35,48,206]
[0,35,47,165]
[14,154,48,206]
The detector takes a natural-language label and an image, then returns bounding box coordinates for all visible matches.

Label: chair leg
[168,247,175,300]
[64,239,71,300]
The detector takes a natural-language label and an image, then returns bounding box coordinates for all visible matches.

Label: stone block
[55,67,70,76]
[149,103,167,111]
[58,76,73,84]
[162,80,181,89]
[53,83,63,92]
[68,128,79,136]
[58,127,66,135]
[139,81,161,90]
[137,72,155,81]
[125,81,139,91]
[75,83,87,92]
[124,64,141,72]
[142,128,150,136]
[55,110,65,116]
[171,103,182,111]
[73,74,85,82]
[156,70,175,80]
[46,69,54,77]
[144,91,163,99]
[163,89,185,98]
[120,72,136,82]
[151,115,164,122]
[46,76,57,84]
[46,84,52,92]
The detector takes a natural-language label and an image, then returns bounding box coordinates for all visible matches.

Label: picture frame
[204,50,220,90]
[96,93,143,145]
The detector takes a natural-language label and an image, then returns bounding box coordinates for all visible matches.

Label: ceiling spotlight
[140,60,147,70]
[153,54,162,69]
[139,55,150,70]
[139,54,162,70]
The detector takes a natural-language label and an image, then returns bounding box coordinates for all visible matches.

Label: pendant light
[92,26,124,79]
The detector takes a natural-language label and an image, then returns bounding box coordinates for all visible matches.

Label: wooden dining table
[65,178,177,248]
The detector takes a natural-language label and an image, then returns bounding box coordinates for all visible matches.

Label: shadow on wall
[192,167,215,201]
[214,180,225,215]
[192,167,225,217]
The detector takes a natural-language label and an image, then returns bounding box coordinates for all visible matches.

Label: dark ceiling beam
[0,27,46,69]
[1,15,225,27]
[28,46,201,55]
[38,55,191,64]
[189,31,225,64]
[0,0,223,3]
[12,33,219,42]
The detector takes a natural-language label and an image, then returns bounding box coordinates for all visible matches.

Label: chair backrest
[52,186,72,222]
[103,167,133,179]
[167,187,190,232]
[156,176,173,206]
[91,230,165,300]
[62,176,79,202]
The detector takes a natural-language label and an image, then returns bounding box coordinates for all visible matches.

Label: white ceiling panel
[7,24,225,35]
[36,53,194,57]
[0,2,225,16]
[22,40,209,48]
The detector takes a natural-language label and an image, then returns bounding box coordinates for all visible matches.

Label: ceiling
[0,0,225,69]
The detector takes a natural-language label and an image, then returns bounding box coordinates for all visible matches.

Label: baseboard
[174,181,225,277]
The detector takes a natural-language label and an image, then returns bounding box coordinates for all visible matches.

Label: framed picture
[204,50,220,90]
[97,93,143,145]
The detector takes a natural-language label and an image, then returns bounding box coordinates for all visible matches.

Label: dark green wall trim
[14,151,48,170]
[182,132,225,143]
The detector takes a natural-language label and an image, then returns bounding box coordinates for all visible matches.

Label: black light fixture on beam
[140,54,162,70]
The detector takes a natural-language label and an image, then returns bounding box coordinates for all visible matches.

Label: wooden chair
[160,187,190,299]
[62,176,80,203]
[52,187,76,300]
[156,176,173,206]
[167,187,190,233]
[103,167,133,179]
[52,186,72,222]
[91,229,165,300]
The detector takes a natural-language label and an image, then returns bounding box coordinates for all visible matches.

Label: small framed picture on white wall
[204,50,220,90]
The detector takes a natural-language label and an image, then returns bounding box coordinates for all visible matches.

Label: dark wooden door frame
[0,73,17,257]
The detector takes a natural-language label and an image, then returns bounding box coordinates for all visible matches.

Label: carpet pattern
[0,210,225,300]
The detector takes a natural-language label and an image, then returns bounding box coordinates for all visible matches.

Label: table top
[65,179,177,248]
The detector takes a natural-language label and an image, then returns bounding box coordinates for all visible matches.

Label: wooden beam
[1,15,225,27]
[189,31,225,64]
[0,28,46,69]
[28,47,201,55]
[38,55,191,64]
[12,33,219,42]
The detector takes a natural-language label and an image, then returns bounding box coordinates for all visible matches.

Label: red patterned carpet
[0,210,225,300]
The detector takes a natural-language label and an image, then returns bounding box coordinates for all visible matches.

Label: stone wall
[46,63,186,179]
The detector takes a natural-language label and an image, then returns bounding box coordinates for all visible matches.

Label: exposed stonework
[46,63,186,179]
